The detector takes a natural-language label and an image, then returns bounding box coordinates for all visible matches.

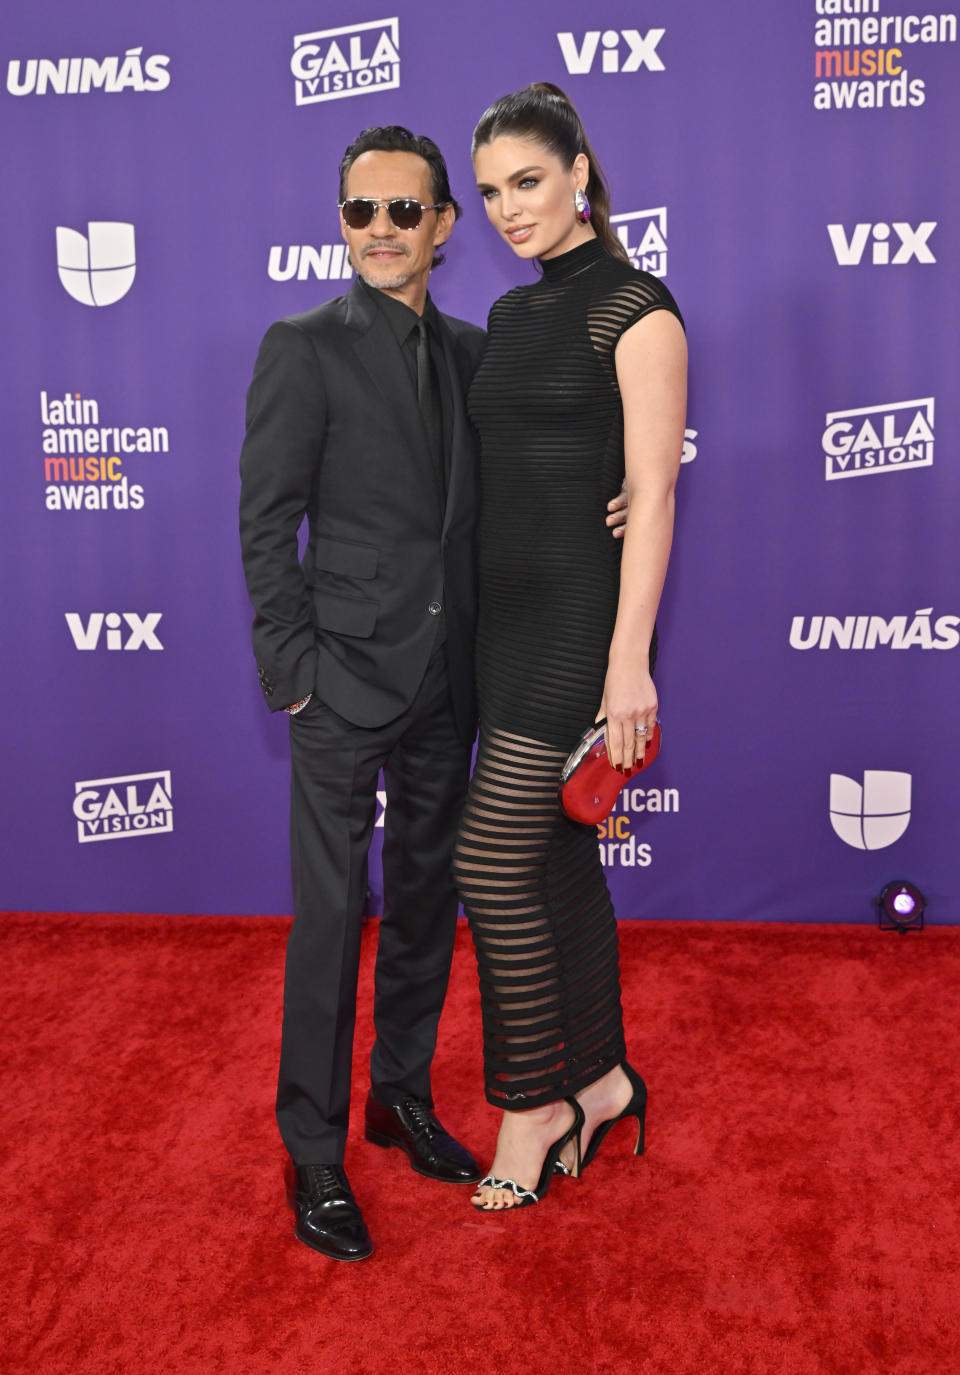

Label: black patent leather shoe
[287,1163,373,1261]
[364,1092,483,1184]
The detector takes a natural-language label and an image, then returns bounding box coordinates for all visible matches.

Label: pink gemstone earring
[574,188,591,223]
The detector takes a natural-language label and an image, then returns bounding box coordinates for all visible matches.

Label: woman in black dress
[453,84,687,1210]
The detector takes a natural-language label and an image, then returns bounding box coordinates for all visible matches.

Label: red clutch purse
[558,719,662,825]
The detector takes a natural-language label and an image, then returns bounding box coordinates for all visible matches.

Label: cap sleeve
[588,271,684,365]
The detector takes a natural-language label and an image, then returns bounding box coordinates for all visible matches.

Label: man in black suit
[239,127,485,1262]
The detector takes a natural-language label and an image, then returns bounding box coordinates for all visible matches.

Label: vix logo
[829,771,911,851]
[557,29,665,74]
[65,613,163,651]
[611,208,667,277]
[56,222,135,306]
[828,222,937,266]
[291,18,399,104]
[268,245,354,282]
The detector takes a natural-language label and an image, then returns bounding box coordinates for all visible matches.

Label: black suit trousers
[278,640,472,1164]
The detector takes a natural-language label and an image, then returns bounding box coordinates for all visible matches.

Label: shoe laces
[401,1098,439,1136]
[302,1164,348,1201]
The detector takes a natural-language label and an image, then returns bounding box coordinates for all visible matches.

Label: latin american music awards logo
[39,389,169,512]
[812,4,957,110]
[599,784,680,869]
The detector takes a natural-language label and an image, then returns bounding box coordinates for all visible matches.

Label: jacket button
[428,601,442,616]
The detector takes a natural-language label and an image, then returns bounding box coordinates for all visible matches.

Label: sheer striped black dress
[454,236,683,1110]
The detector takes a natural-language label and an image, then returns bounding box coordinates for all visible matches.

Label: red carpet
[2,912,959,1375]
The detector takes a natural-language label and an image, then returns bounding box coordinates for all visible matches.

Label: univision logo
[829,771,911,851]
[56,222,135,306]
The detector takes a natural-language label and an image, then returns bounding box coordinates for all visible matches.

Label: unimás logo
[66,613,163,651]
[73,770,173,843]
[40,390,169,512]
[6,47,171,96]
[611,208,667,277]
[681,428,697,464]
[813,3,957,110]
[790,607,959,650]
[829,771,911,850]
[56,222,135,306]
[291,18,399,104]
[822,397,934,480]
[828,221,936,265]
[268,244,354,282]
[557,28,665,74]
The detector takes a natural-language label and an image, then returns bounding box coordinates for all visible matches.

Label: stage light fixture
[877,880,926,932]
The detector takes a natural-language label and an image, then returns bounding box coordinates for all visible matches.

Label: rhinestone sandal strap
[475,1174,538,1201]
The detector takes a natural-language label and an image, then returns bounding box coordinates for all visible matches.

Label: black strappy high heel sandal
[579,1062,647,1172]
[471,1099,585,1211]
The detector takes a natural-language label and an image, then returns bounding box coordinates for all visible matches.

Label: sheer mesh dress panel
[453,238,683,1109]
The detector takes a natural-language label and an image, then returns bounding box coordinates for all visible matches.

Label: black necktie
[415,318,445,497]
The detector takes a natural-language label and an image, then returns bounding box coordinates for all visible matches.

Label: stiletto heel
[471,1099,584,1211]
[579,1063,647,1173]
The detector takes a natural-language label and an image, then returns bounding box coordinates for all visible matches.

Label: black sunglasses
[339,197,446,231]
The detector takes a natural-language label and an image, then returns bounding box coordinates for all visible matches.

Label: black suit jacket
[239,280,485,745]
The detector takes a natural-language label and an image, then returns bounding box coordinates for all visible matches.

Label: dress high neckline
[539,236,606,281]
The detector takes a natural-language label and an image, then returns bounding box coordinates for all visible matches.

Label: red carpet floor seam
[1,912,959,1375]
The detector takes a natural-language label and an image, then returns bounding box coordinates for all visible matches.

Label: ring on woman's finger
[635,724,648,736]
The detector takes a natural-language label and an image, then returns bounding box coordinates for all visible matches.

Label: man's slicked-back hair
[338,125,462,269]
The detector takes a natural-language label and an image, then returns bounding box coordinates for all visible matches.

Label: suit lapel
[345,282,440,514]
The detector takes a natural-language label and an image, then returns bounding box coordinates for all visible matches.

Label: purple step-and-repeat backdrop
[2,3,958,922]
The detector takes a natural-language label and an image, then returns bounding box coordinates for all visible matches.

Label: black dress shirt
[357,276,453,481]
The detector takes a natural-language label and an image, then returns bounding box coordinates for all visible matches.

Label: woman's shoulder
[593,256,684,331]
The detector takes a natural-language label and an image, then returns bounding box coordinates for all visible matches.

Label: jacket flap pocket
[312,589,377,639]
[314,536,378,580]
